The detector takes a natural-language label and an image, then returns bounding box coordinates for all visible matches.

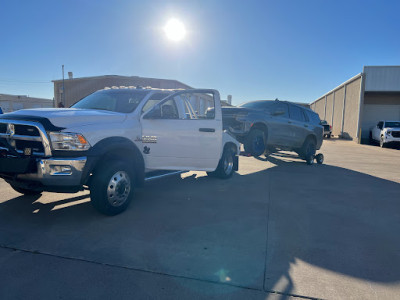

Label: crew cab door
[140,89,222,171]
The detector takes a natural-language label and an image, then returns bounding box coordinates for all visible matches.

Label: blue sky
[0,0,399,105]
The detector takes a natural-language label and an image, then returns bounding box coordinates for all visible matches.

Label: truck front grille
[0,120,51,157]
[392,131,400,138]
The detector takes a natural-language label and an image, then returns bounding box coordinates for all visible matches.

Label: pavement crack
[0,243,321,300]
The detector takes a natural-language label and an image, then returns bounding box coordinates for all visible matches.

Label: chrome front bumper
[17,157,87,186]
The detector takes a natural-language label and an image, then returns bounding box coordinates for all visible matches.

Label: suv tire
[244,128,266,157]
[90,160,135,215]
[208,148,235,179]
[300,137,316,165]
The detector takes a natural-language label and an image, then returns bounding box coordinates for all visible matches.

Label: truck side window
[159,99,179,119]
[378,122,383,129]
[174,92,215,120]
[142,93,169,114]
[288,105,305,122]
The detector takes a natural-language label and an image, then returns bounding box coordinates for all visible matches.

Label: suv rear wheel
[300,137,316,165]
[90,160,134,215]
[244,128,266,157]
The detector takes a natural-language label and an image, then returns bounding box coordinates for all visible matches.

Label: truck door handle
[304,124,309,128]
[199,128,215,132]
[288,121,292,124]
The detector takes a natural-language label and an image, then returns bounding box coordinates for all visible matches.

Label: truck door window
[288,105,305,122]
[142,93,170,114]
[174,92,215,120]
[159,99,179,119]
[378,122,383,129]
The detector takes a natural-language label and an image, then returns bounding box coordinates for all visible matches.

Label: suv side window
[272,103,289,118]
[288,104,305,122]
[377,121,384,129]
[305,110,321,124]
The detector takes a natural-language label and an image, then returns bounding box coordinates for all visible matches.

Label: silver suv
[222,100,323,163]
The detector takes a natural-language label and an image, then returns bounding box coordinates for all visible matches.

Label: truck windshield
[72,89,150,113]
[385,122,400,128]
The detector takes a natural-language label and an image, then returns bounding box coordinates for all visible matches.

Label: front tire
[90,160,134,215]
[244,128,266,157]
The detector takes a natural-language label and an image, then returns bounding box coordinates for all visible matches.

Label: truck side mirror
[144,106,162,119]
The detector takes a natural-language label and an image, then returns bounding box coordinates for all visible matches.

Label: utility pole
[62,65,65,106]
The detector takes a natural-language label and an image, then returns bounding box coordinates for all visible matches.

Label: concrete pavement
[0,139,399,299]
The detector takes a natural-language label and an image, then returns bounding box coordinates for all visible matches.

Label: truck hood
[1,108,127,129]
[221,106,265,117]
[221,107,251,116]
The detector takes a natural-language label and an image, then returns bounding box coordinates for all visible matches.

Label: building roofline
[52,74,193,88]
[364,65,400,68]
[0,93,52,101]
[309,73,362,105]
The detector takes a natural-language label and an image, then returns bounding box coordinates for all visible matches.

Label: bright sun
[164,18,186,41]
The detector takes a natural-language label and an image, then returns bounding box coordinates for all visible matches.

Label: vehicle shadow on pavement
[0,156,400,299]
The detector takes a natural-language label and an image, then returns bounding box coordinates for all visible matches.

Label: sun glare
[164,18,186,41]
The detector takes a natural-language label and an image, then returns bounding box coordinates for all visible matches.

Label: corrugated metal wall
[314,97,325,120]
[332,87,344,136]
[342,78,361,139]
[310,74,362,140]
[364,66,400,92]
[325,93,334,125]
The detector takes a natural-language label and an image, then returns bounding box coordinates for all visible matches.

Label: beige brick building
[53,75,193,108]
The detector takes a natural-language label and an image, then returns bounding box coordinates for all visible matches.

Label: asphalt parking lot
[0,139,399,299]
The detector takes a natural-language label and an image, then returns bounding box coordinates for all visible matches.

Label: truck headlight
[49,132,91,151]
[387,131,392,135]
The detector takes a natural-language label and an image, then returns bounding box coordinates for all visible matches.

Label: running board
[144,170,185,182]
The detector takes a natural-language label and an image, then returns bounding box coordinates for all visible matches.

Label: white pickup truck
[369,120,400,148]
[0,88,239,215]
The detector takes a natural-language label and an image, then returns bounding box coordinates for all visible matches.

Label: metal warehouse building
[310,66,400,143]
[53,75,192,108]
[0,94,53,113]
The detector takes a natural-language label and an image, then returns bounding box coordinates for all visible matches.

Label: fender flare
[82,137,145,186]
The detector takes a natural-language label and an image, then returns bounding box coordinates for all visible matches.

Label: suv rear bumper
[1,157,87,188]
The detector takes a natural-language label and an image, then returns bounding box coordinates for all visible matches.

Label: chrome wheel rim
[107,171,131,207]
[224,153,234,175]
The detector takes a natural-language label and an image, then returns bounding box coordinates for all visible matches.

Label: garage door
[361,104,400,139]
